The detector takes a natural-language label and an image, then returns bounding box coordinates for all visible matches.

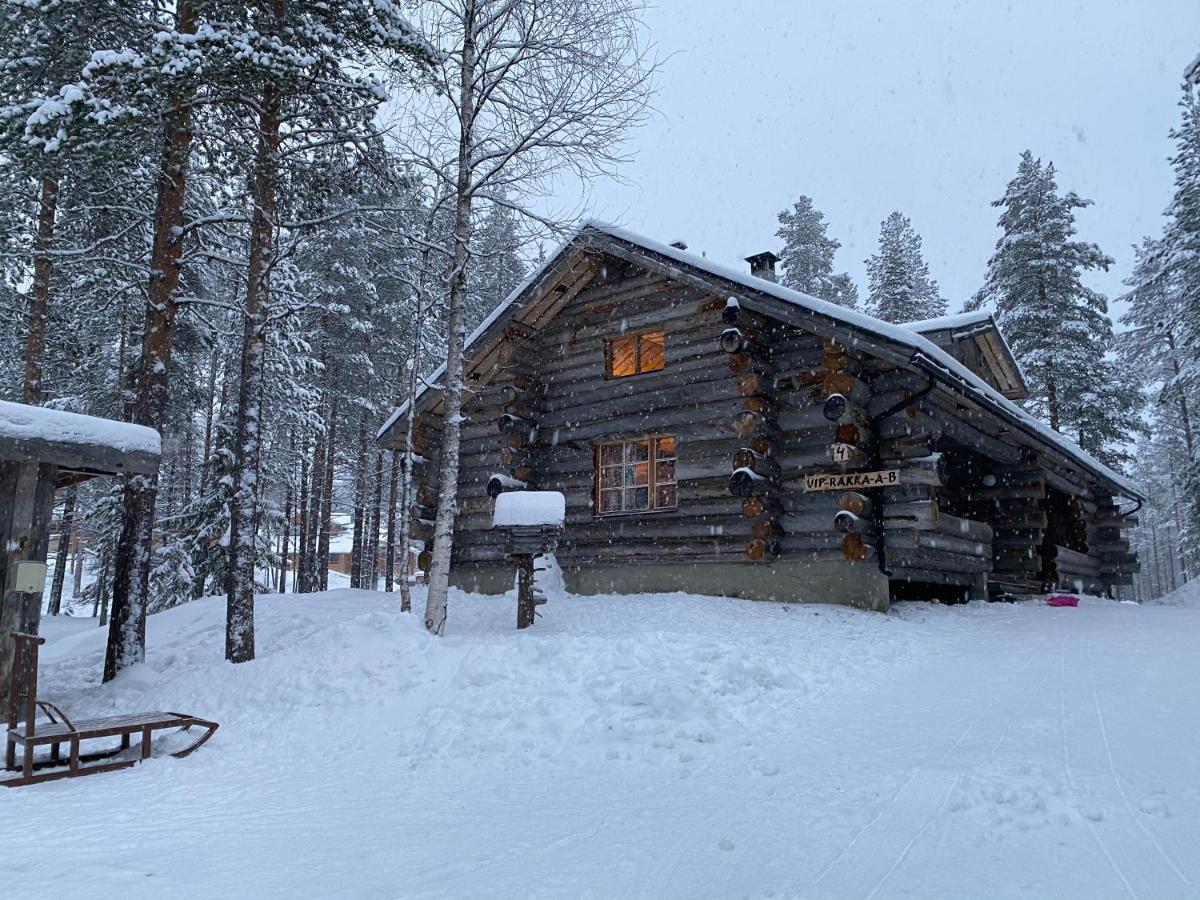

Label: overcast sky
[570,0,1200,321]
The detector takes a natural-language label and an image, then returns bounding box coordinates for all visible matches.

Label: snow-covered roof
[377,222,1140,500]
[0,400,160,475]
[493,491,566,528]
[902,310,993,333]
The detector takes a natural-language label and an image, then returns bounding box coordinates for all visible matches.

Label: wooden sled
[3,633,218,787]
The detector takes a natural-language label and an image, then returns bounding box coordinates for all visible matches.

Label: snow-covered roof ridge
[0,400,161,457]
[902,310,994,333]
[376,221,1140,500]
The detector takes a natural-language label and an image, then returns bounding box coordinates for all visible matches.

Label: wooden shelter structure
[377,223,1142,611]
[0,401,159,705]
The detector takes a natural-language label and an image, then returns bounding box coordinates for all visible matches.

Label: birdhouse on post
[492,491,565,629]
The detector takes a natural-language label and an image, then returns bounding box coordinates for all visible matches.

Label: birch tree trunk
[104,0,197,683]
[424,0,478,636]
[399,241,435,613]
[226,76,281,664]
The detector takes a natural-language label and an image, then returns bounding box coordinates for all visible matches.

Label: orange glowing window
[605,330,665,378]
[595,435,677,515]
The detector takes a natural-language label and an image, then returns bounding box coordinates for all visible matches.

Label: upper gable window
[605,330,664,378]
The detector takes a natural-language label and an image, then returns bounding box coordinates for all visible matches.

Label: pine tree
[775,195,857,307]
[469,200,527,326]
[971,151,1141,469]
[865,212,945,323]
[1147,82,1200,576]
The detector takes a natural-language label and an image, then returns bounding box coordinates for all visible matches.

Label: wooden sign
[805,469,900,492]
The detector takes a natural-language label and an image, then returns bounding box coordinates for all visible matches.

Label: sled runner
[3,632,218,787]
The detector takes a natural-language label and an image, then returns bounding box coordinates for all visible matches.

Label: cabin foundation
[450,558,889,610]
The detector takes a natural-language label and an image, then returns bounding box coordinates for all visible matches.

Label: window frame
[593,434,678,517]
[604,329,665,379]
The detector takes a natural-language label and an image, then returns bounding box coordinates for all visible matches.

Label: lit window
[605,330,665,377]
[595,435,677,515]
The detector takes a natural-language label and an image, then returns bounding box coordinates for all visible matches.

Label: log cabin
[376,223,1141,611]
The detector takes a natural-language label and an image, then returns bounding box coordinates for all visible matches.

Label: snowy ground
[5,587,1199,899]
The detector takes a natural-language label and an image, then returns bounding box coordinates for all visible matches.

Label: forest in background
[0,3,1196,675]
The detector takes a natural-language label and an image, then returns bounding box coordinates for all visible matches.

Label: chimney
[745,251,780,283]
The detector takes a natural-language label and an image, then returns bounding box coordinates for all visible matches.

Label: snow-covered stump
[492,492,565,629]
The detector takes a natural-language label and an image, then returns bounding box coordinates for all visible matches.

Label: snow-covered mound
[1144,579,1200,608]
[7,589,1200,899]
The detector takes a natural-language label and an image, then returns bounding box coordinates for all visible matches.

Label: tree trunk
[104,0,196,683]
[309,421,327,592]
[297,447,310,592]
[279,476,291,594]
[319,415,335,591]
[96,547,111,625]
[47,487,75,616]
[385,449,398,593]
[368,450,384,590]
[350,422,367,588]
[424,2,478,635]
[1046,365,1060,433]
[398,246,433,614]
[72,533,84,599]
[226,77,281,665]
[22,175,59,405]
[200,347,220,486]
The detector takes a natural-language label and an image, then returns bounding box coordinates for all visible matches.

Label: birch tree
[398,0,655,635]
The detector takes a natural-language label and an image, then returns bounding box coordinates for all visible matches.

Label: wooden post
[0,461,56,711]
[515,554,536,630]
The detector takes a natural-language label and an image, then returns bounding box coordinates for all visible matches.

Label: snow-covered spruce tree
[970,151,1142,469]
[90,1,208,682]
[468,199,528,326]
[775,195,857,307]
[865,211,944,323]
[0,1,142,405]
[399,0,655,636]
[1151,83,1200,569]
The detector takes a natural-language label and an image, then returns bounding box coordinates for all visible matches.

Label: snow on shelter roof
[0,400,160,476]
[377,221,1141,501]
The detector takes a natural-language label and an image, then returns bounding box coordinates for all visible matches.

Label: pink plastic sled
[1046,595,1079,607]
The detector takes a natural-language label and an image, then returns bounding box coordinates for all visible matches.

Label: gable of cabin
[905,313,1028,401]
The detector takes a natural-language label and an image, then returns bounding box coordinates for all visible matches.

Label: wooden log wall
[862,363,993,588]
[445,272,751,567]
[968,463,1045,594]
[1089,492,1139,591]
[723,302,784,560]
